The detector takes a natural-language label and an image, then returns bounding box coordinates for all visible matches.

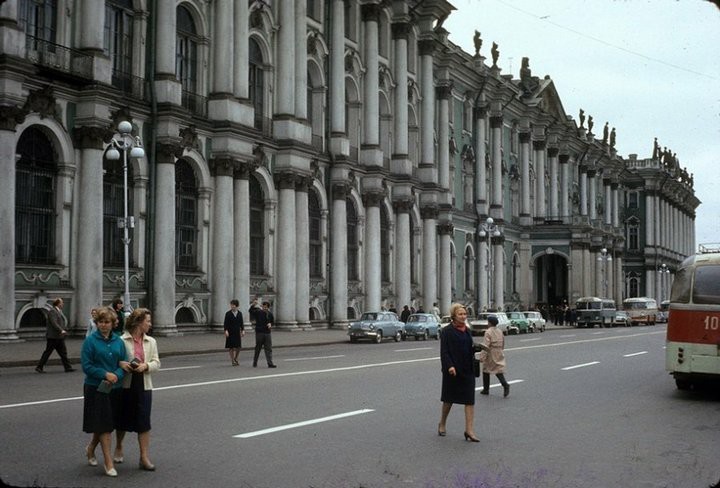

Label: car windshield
[408,316,427,322]
[360,313,377,321]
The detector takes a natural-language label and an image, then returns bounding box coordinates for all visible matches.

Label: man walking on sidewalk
[36,298,75,373]
[253,301,276,368]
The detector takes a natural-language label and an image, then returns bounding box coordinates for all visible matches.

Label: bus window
[693,265,720,305]
[669,267,691,303]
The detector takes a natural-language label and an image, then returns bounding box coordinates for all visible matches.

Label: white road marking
[284,355,345,361]
[559,334,576,338]
[623,351,648,357]
[562,361,600,371]
[394,347,433,352]
[519,338,542,342]
[0,396,83,409]
[233,409,374,438]
[591,331,605,335]
[475,379,524,391]
[162,366,202,371]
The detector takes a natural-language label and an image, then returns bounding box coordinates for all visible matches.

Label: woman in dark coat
[224,299,245,366]
[438,303,479,442]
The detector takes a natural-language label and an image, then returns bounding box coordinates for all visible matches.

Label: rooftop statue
[491,42,499,67]
[473,30,482,56]
[587,115,594,134]
[610,127,616,148]
[579,109,585,129]
[652,137,659,160]
[602,122,609,144]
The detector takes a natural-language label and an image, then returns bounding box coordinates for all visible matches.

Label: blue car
[403,313,441,341]
[348,312,405,343]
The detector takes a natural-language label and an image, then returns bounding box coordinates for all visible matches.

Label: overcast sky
[445,0,720,249]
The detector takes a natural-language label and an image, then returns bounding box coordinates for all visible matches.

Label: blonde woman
[116,308,161,471]
[438,303,480,442]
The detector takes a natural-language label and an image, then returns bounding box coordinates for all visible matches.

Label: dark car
[403,313,441,340]
[348,312,404,343]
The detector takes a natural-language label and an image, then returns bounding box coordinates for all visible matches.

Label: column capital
[73,125,114,150]
[559,153,570,164]
[391,22,412,40]
[210,157,237,177]
[490,114,503,129]
[0,105,28,131]
[435,83,453,100]
[361,3,381,22]
[295,175,313,192]
[586,169,597,178]
[362,190,385,207]
[332,182,352,200]
[420,205,439,220]
[393,198,413,213]
[518,131,531,144]
[532,139,546,151]
[274,171,298,190]
[233,160,257,180]
[418,39,435,56]
[157,140,183,162]
[437,222,454,235]
[547,147,559,158]
[473,104,488,120]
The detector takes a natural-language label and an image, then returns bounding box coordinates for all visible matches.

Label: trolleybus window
[692,265,720,304]
[669,268,691,302]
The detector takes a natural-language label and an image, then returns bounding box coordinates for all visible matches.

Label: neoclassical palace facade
[0,0,698,340]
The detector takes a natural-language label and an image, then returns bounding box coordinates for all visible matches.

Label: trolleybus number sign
[704,315,720,331]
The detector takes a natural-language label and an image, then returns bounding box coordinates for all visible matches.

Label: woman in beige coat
[479,315,510,397]
[115,308,161,471]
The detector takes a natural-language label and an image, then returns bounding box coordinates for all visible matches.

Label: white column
[437,86,451,189]
[439,225,452,314]
[494,240,504,311]
[392,22,409,159]
[330,184,349,325]
[0,116,21,340]
[422,207,438,312]
[330,0,345,135]
[211,161,234,326]
[588,170,597,220]
[233,168,250,319]
[212,0,233,94]
[475,107,489,215]
[276,0,295,116]
[152,145,177,335]
[234,0,249,99]
[645,192,655,246]
[478,238,488,311]
[419,40,435,181]
[612,184,619,228]
[276,173,297,328]
[362,5,379,149]
[595,251,603,297]
[548,147,559,218]
[533,140,546,219]
[295,0,308,119]
[295,177,310,327]
[364,194,383,312]
[74,130,105,331]
[395,204,411,310]
[155,0,177,76]
[579,167,588,216]
[560,154,570,222]
[520,132,531,220]
[604,180,612,225]
[490,115,503,219]
[79,0,105,51]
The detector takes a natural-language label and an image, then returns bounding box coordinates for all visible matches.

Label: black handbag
[473,358,481,377]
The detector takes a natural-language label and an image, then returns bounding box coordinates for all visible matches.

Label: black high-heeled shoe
[464,432,480,442]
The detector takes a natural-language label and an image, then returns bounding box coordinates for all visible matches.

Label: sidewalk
[0,327,351,369]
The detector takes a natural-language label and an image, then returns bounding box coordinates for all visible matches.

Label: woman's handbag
[473,357,481,377]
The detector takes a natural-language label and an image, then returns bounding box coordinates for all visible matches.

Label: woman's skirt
[83,383,121,434]
[117,372,153,433]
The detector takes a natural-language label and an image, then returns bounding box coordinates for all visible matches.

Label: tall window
[464,247,474,292]
[104,0,133,77]
[249,38,265,130]
[307,0,321,20]
[629,276,639,298]
[628,191,639,209]
[175,159,198,271]
[344,2,356,40]
[176,5,198,94]
[249,176,265,275]
[347,199,359,281]
[103,156,134,267]
[16,127,56,264]
[628,222,639,250]
[309,191,322,278]
[380,206,390,282]
[19,0,57,43]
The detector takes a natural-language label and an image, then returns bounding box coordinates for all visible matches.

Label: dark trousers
[37,338,72,370]
[482,372,509,391]
[253,332,274,366]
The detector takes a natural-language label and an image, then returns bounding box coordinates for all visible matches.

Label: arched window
[175,159,198,271]
[16,127,56,264]
[105,0,134,91]
[249,38,265,131]
[103,155,134,267]
[249,175,265,275]
[512,253,519,293]
[380,206,390,282]
[627,221,639,250]
[347,199,359,281]
[176,5,199,95]
[629,276,639,298]
[308,190,322,278]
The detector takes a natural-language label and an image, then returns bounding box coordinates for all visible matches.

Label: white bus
[622,297,658,325]
[575,297,616,328]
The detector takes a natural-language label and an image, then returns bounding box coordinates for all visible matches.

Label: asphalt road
[1,325,719,488]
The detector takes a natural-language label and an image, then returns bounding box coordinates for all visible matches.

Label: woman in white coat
[115,308,161,471]
[479,315,510,397]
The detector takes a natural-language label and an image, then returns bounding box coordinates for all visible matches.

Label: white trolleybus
[622,297,658,326]
[575,297,616,328]
[666,243,720,390]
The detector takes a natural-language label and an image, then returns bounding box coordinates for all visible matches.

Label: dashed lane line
[233,409,375,438]
[561,361,600,371]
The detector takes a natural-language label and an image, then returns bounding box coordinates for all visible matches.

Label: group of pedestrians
[224,299,276,368]
[438,303,510,443]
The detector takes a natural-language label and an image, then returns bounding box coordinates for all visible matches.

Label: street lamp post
[658,263,670,302]
[597,247,612,298]
[478,217,501,310]
[106,121,145,314]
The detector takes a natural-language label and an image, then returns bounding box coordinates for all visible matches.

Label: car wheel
[375,331,382,343]
[394,330,402,342]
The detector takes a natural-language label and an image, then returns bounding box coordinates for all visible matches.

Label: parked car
[614,310,631,327]
[348,312,404,343]
[403,313,441,340]
[507,311,530,334]
[523,311,546,332]
[440,316,451,328]
[470,312,512,336]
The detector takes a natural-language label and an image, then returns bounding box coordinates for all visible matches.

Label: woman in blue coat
[82,307,127,477]
[438,303,479,442]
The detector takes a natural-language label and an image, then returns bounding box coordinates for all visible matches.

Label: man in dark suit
[36,298,75,373]
[253,301,276,368]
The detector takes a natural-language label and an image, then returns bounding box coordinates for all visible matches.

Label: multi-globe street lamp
[597,247,612,298]
[105,121,145,314]
[478,217,501,310]
[658,263,671,302]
